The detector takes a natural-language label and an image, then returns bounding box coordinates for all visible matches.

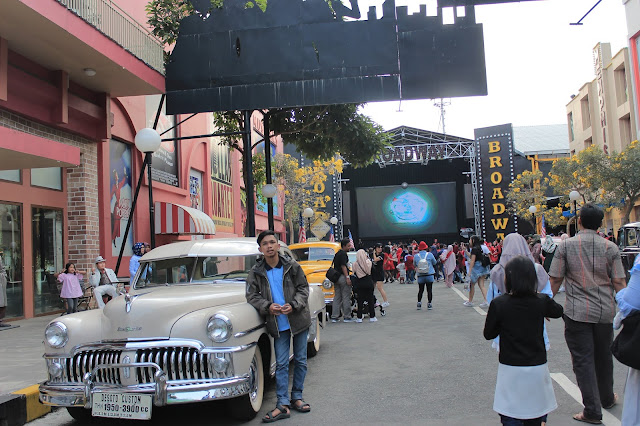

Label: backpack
[416,253,431,274]
[479,248,491,267]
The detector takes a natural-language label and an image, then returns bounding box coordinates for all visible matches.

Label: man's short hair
[579,203,604,230]
[340,238,350,248]
[257,230,277,246]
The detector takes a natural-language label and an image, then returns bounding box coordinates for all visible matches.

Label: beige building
[566,42,640,233]
[566,43,637,156]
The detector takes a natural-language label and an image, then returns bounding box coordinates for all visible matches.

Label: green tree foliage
[505,170,565,229]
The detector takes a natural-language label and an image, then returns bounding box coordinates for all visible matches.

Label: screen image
[355,182,457,238]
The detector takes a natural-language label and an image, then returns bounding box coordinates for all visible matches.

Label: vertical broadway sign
[474,124,518,242]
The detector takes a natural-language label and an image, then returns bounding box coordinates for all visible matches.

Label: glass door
[32,207,63,315]
[0,203,23,318]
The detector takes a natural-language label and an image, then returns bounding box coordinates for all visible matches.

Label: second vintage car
[288,241,342,315]
[39,238,325,422]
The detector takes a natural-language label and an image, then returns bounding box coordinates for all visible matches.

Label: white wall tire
[307,318,321,358]
[229,345,264,420]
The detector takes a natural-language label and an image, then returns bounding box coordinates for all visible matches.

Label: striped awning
[155,202,216,235]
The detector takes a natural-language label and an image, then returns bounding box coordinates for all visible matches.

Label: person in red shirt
[405,250,416,283]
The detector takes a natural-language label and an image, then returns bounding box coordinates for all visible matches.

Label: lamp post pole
[243,110,256,237]
[567,190,581,236]
[263,112,274,231]
[147,152,156,249]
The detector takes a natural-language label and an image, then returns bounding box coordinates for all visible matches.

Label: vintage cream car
[39,238,326,422]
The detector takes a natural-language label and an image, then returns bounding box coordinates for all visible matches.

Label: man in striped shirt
[549,203,627,424]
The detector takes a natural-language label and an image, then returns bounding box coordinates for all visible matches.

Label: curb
[0,384,52,425]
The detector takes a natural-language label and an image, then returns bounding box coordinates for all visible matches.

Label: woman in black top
[484,256,563,426]
[371,243,388,307]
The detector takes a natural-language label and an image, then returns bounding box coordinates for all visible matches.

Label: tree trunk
[622,196,637,225]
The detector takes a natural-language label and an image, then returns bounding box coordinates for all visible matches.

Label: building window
[31,168,62,190]
[584,137,593,149]
[0,170,20,183]
[567,112,574,141]
[619,115,632,149]
[0,203,23,318]
[581,96,591,130]
[614,64,628,106]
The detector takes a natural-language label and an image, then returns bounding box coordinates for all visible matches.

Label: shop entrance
[32,207,64,315]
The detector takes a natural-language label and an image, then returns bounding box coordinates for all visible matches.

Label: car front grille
[134,347,232,384]
[69,350,123,384]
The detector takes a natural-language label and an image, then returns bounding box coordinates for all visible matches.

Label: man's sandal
[292,399,311,413]
[573,413,602,424]
[262,404,290,423]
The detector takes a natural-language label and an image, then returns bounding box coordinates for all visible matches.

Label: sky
[355,0,630,139]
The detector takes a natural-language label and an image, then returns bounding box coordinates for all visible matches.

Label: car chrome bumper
[40,362,251,408]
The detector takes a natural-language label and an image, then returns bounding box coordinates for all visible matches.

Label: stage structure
[375,127,480,237]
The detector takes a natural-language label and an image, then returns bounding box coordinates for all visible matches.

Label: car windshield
[290,247,335,262]
[625,228,638,248]
[134,255,262,288]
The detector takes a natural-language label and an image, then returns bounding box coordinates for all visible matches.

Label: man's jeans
[407,269,416,282]
[331,275,352,319]
[564,315,615,421]
[274,328,308,406]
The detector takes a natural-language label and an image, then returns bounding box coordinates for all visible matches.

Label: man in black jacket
[246,230,311,422]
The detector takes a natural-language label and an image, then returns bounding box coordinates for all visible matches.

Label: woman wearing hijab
[488,233,553,351]
[613,253,640,426]
[352,249,377,323]
[129,242,146,283]
[440,245,456,288]
[540,236,557,273]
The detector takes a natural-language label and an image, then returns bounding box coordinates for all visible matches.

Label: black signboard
[474,124,518,242]
[165,0,492,114]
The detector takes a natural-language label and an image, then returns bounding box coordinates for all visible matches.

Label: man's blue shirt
[266,260,290,332]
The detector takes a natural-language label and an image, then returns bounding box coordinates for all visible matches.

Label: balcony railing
[55,0,165,74]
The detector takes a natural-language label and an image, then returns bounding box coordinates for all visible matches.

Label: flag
[348,229,354,248]
[540,214,546,238]
[329,225,335,242]
[298,212,307,243]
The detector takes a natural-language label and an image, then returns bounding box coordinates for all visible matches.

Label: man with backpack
[415,241,437,310]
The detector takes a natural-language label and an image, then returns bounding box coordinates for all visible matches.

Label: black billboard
[165,0,490,114]
[474,124,518,242]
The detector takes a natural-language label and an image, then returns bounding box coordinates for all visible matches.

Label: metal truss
[376,125,481,237]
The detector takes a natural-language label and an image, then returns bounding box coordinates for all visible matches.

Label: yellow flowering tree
[505,170,566,230]
[253,153,343,243]
[599,141,640,224]
[548,146,608,204]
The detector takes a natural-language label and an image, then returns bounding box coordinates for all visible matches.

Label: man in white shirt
[89,256,118,308]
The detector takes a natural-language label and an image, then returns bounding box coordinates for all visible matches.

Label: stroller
[351,284,386,318]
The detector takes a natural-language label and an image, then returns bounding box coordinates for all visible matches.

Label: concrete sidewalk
[0,313,59,425]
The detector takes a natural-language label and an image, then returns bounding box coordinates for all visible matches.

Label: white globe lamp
[528,205,537,215]
[330,216,339,225]
[569,190,581,202]
[302,207,314,218]
[134,128,162,154]
[261,183,277,199]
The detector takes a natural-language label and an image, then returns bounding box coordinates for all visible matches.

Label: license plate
[92,392,152,420]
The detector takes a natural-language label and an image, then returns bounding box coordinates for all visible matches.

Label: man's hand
[269,303,282,315]
[346,276,351,286]
[281,303,293,315]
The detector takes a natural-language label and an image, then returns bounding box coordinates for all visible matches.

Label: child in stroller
[351,284,386,318]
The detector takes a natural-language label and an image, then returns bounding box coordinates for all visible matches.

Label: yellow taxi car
[289,241,342,314]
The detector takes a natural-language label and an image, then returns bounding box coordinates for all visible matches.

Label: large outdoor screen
[356,182,457,238]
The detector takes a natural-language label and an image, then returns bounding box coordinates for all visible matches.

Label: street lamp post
[302,207,314,236]
[135,128,162,249]
[529,205,537,234]
[330,216,338,241]
[261,184,277,231]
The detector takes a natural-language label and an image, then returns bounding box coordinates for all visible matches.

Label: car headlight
[45,322,68,348]
[322,279,333,289]
[207,315,232,343]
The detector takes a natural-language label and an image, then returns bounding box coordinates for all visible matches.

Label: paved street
[30,281,628,425]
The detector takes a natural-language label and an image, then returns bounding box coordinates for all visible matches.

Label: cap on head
[95,255,106,264]
[418,241,428,251]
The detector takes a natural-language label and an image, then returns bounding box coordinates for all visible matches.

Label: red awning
[154,202,216,235]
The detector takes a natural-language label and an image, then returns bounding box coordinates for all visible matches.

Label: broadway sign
[474,124,518,242]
